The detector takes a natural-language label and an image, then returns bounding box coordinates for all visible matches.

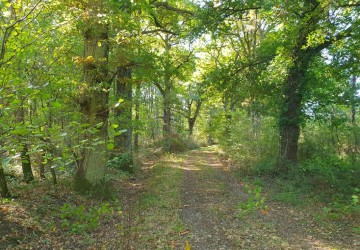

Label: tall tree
[277,0,359,166]
[74,0,110,192]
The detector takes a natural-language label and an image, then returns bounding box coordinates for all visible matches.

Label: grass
[271,191,303,206]
[134,154,186,249]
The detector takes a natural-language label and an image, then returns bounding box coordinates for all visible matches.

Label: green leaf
[107,143,115,150]
[111,124,119,128]
[52,102,62,108]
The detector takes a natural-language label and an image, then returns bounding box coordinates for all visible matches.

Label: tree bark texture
[134,82,141,153]
[115,67,133,154]
[163,78,172,152]
[187,101,202,136]
[21,143,34,183]
[162,42,172,152]
[114,67,134,172]
[0,166,11,198]
[75,0,110,192]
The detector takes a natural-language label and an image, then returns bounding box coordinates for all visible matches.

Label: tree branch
[153,81,165,96]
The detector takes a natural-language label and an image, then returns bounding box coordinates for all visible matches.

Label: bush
[167,134,200,153]
[299,156,357,193]
[107,153,133,173]
[59,203,112,234]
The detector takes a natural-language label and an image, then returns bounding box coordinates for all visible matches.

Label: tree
[0,163,11,198]
[277,0,359,166]
[113,66,134,172]
[74,0,110,192]
[185,82,203,136]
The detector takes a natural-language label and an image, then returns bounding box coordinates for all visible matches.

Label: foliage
[220,111,278,174]
[237,183,268,217]
[107,153,133,173]
[59,203,113,234]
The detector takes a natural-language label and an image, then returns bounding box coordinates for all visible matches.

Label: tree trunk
[0,166,11,198]
[114,66,133,172]
[163,83,171,152]
[134,82,141,153]
[188,117,195,136]
[188,101,202,136]
[21,143,34,183]
[162,41,172,152]
[115,67,133,153]
[223,95,235,138]
[279,67,304,165]
[74,0,110,194]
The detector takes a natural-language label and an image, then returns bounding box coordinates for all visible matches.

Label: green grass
[135,154,185,249]
[271,191,303,206]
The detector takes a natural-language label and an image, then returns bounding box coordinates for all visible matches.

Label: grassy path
[1,146,358,249]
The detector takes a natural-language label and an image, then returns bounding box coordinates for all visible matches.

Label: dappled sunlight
[205,162,223,168]
[173,165,202,171]
[167,162,201,171]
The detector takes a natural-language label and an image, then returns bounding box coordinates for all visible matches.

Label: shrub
[59,203,112,234]
[107,153,133,173]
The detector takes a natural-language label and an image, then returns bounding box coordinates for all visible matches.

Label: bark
[163,83,171,152]
[162,42,172,152]
[134,82,141,153]
[0,166,11,198]
[115,67,133,153]
[21,143,34,183]
[74,0,110,193]
[188,101,202,136]
[279,66,305,164]
[39,160,46,179]
[114,66,133,172]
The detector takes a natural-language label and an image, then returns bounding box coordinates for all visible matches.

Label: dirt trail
[179,146,360,250]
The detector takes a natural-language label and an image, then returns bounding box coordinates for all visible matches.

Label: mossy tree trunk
[20,143,34,183]
[0,165,11,198]
[74,0,110,193]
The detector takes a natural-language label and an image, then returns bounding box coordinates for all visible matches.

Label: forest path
[1,146,358,249]
[179,146,246,249]
[177,146,359,250]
